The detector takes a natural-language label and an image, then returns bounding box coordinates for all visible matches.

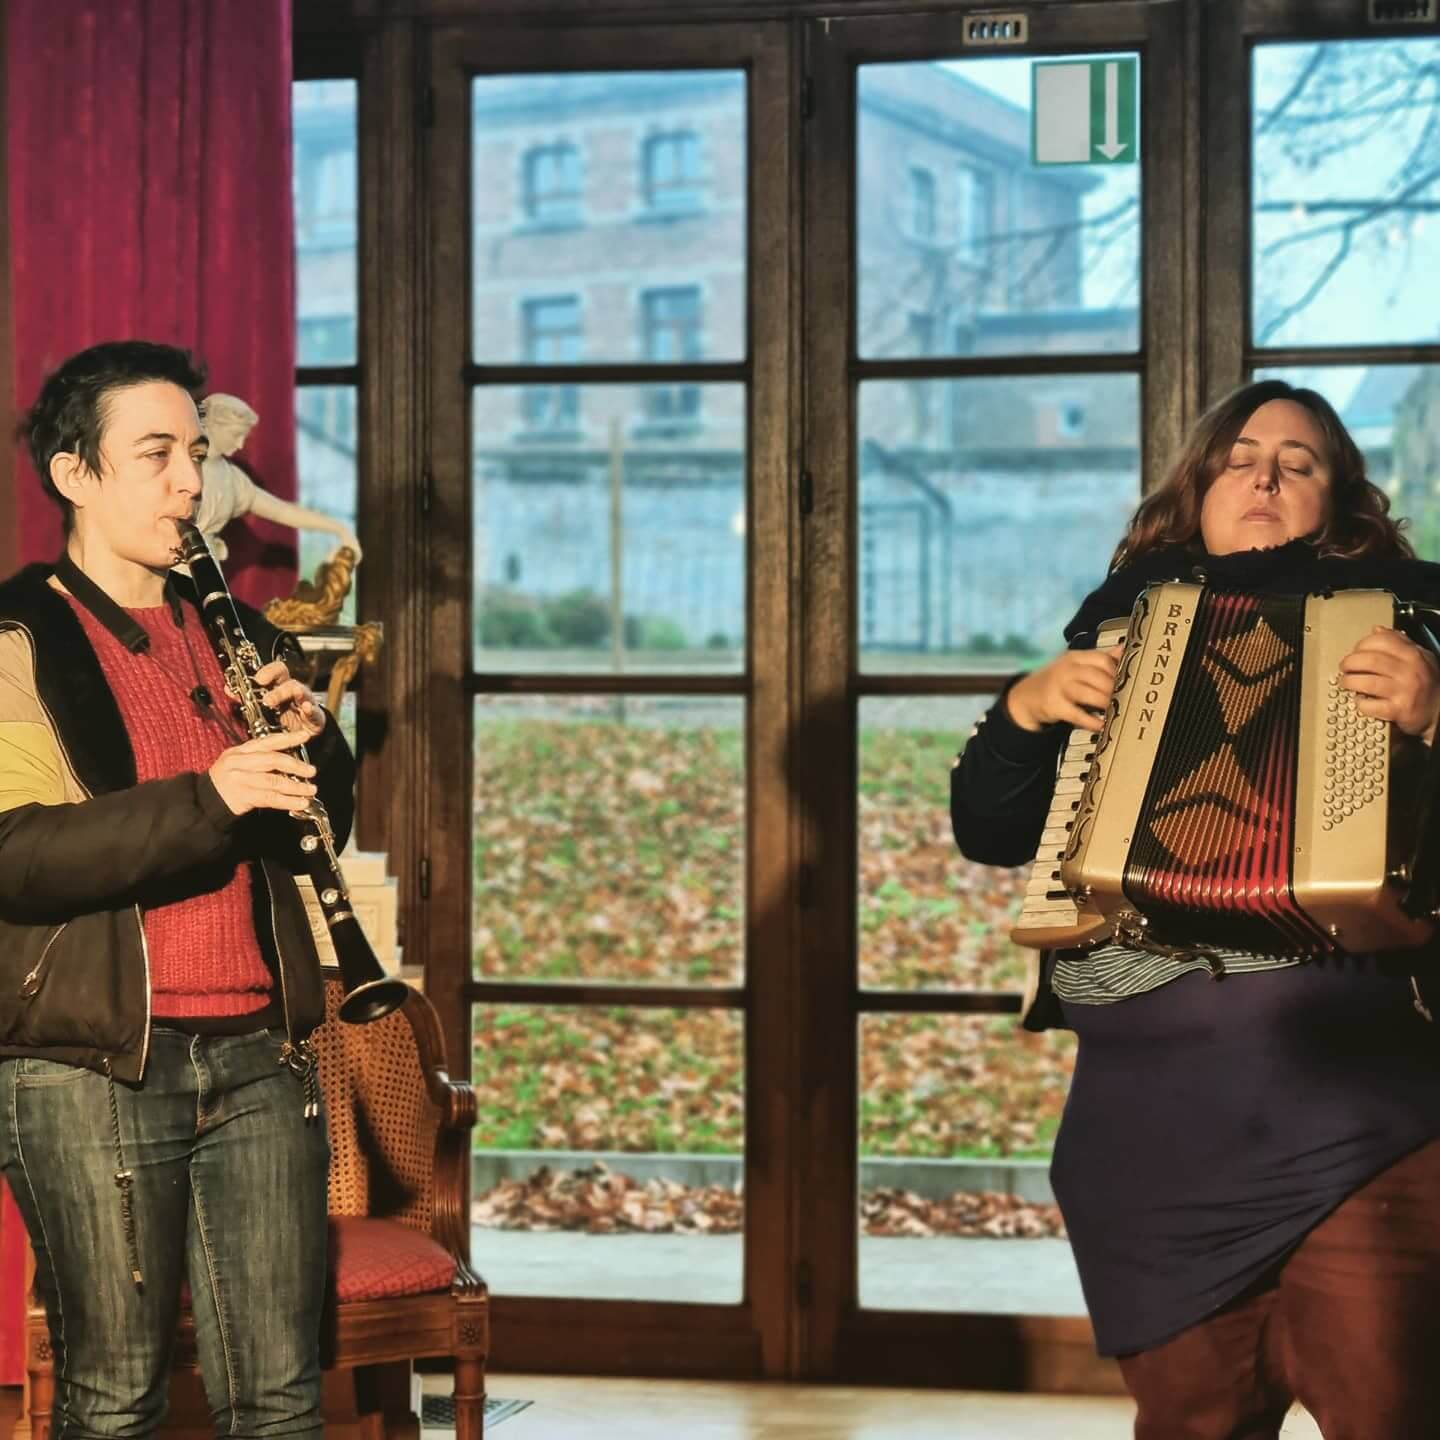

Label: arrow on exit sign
[1032,58,1139,166]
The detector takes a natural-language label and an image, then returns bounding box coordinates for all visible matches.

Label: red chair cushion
[328,1216,457,1302]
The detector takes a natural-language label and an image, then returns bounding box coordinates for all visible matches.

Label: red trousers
[1117,1138,1440,1440]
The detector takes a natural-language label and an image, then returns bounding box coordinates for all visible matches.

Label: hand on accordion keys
[1005,642,1126,735]
[1338,626,1440,746]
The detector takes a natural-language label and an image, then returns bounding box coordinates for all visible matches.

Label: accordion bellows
[1012,582,1434,957]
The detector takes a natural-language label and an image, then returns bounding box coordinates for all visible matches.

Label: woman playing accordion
[952,378,1440,1438]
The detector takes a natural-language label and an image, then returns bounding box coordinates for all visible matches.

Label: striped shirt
[1051,942,1307,1005]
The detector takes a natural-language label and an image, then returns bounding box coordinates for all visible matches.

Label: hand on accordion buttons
[254,659,327,740]
[1005,643,1124,735]
[1338,626,1440,745]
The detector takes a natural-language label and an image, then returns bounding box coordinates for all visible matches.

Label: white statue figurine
[195,393,362,564]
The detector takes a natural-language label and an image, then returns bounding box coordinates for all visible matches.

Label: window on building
[1056,400,1088,440]
[955,164,993,264]
[908,166,936,241]
[522,143,582,224]
[521,296,582,430]
[642,286,702,362]
[640,286,702,423]
[642,130,704,212]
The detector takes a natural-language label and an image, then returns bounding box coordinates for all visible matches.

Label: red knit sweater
[67,596,272,1018]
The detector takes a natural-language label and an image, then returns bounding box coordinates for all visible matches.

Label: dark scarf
[1063,540,1440,648]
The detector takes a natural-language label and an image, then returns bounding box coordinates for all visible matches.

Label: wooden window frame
[799,1,1190,1389]
[423,18,797,1381]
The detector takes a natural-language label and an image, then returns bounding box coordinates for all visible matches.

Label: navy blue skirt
[1052,960,1440,1356]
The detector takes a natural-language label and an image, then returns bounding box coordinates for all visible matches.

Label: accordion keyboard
[1009,627,1125,950]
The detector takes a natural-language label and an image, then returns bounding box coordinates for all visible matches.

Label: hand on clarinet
[209,731,319,817]
[1338,627,1440,745]
[1005,644,1124,734]
[253,660,327,740]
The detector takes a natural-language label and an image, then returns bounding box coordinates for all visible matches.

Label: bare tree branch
[1257,159,1440,261]
[1257,226,1354,344]
[1255,43,1333,135]
[1257,199,1440,213]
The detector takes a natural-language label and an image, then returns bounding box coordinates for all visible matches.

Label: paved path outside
[471,1229,1088,1313]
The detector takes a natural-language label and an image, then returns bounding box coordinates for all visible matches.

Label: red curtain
[6,0,298,607]
[0,0,297,1385]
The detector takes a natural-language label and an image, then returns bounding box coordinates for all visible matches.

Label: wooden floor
[0,1375,1326,1438]
[483,1374,1324,1439]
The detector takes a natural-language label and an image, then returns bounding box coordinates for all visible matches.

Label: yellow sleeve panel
[0,721,66,813]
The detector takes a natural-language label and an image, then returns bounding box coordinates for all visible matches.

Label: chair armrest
[391,984,483,1292]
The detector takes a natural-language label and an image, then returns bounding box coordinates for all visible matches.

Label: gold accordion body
[1012,582,1436,957]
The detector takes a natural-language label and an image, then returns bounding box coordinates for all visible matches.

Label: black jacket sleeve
[950,678,1067,868]
[0,773,240,923]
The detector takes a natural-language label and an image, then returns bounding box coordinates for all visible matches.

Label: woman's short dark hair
[1112,378,1413,569]
[20,341,208,531]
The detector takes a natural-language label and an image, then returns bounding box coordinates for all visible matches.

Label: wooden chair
[21,971,490,1440]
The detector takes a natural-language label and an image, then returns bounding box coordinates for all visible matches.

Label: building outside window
[642,130,704,213]
[298,316,356,367]
[640,285,702,424]
[294,137,355,249]
[907,165,936,241]
[955,163,992,264]
[521,296,581,431]
[292,78,358,634]
[522,142,582,223]
[297,387,357,459]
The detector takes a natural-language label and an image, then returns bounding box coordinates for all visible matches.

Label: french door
[417,0,1185,1386]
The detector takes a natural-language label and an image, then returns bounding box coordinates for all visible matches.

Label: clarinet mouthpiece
[172,517,211,565]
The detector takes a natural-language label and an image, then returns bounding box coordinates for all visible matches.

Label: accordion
[1011,582,1440,958]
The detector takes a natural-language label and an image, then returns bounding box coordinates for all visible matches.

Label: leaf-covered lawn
[472,1163,1066,1239]
[473,716,1073,1162]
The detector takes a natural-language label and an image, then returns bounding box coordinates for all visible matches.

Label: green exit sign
[1032,58,1139,166]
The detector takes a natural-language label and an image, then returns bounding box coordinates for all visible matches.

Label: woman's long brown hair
[1111,379,1413,571]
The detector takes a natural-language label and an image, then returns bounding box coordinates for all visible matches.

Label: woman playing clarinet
[0,340,355,1438]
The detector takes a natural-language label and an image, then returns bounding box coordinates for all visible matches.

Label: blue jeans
[0,1027,330,1440]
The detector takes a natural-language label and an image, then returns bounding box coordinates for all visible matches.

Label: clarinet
[173,519,409,1025]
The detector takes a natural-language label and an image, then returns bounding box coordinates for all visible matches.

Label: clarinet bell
[338,973,411,1025]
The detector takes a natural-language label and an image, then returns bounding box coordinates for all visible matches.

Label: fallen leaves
[473,1164,743,1234]
[470,715,1075,1167]
[861,1187,1066,1239]
[470,1164,1066,1239]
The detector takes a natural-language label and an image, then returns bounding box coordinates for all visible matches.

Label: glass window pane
[473,383,745,673]
[472,73,746,365]
[294,385,359,746]
[858,58,1141,360]
[1252,40,1440,348]
[860,696,1032,994]
[471,1004,743,1303]
[295,385,359,625]
[293,80,358,366]
[474,696,744,987]
[858,1013,1084,1314]
[858,375,1139,672]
